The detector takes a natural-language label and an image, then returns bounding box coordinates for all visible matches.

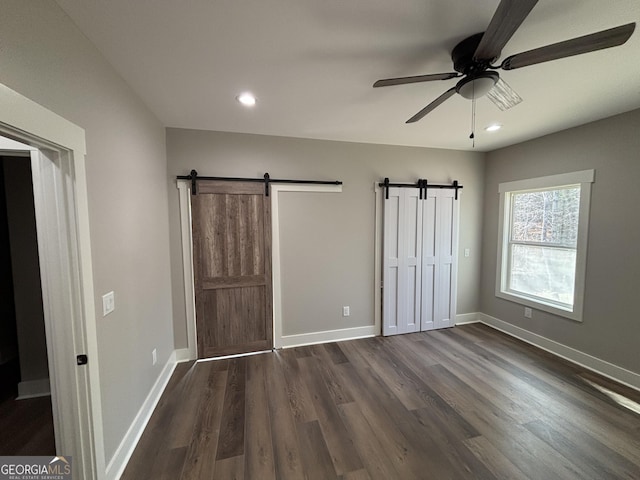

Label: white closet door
[420,191,437,331]
[421,189,459,330]
[383,187,422,336]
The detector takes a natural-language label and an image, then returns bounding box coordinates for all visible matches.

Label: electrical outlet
[524,307,532,318]
[152,349,157,366]
[464,248,470,258]
[343,306,350,317]
[102,291,115,316]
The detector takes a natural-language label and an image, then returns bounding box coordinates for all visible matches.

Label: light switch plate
[102,291,115,316]
[343,306,350,317]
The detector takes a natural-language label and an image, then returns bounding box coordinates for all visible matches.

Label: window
[496,170,594,321]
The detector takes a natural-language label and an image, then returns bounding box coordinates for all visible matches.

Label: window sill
[495,290,582,322]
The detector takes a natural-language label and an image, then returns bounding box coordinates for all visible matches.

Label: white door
[421,188,459,331]
[383,187,459,335]
[383,187,422,335]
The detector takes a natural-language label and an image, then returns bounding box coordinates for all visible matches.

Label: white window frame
[496,170,594,321]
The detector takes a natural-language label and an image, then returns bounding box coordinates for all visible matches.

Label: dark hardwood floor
[121,323,640,479]
[0,358,55,456]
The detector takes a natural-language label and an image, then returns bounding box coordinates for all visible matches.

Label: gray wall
[2,157,49,384]
[167,129,485,345]
[481,109,640,375]
[1,0,175,462]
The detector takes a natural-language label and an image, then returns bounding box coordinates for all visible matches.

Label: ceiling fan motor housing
[452,32,494,74]
[451,32,500,99]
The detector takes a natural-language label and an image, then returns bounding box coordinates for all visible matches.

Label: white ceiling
[55,0,640,152]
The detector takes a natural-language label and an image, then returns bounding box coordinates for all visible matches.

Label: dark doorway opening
[0,153,54,455]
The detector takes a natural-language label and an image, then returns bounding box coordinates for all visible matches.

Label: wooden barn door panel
[191,180,272,358]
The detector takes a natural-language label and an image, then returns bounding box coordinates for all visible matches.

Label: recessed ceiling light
[485,124,502,132]
[236,92,257,106]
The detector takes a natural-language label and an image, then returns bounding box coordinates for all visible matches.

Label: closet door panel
[386,267,399,332]
[438,263,453,324]
[383,188,422,336]
[434,190,459,329]
[383,191,401,335]
[421,193,437,331]
[404,190,422,333]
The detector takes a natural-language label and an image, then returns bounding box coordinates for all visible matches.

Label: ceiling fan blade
[473,0,538,62]
[406,87,457,123]
[486,78,523,111]
[501,22,636,70]
[373,72,459,88]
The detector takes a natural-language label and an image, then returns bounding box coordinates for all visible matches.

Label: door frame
[176,182,198,360]
[373,182,384,336]
[177,181,343,356]
[0,83,104,479]
[270,184,343,348]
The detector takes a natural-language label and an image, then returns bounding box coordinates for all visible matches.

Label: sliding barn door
[383,187,422,335]
[191,180,272,358]
[383,187,459,336]
[420,189,459,331]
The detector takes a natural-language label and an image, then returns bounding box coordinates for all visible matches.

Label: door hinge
[76,354,88,366]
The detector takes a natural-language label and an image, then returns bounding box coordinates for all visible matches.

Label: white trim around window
[496,170,595,321]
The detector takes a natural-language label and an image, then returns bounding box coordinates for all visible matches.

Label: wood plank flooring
[0,395,55,456]
[121,324,640,479]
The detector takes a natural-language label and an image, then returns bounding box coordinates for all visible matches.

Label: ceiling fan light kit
[455,72,499,100]
[486,78,523,111]
[373,0,636,130]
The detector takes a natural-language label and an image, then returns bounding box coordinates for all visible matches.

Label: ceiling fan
[373,0,636,124]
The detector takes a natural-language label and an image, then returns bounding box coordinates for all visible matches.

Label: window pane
[509,244,576,306]
[511,187,580,246]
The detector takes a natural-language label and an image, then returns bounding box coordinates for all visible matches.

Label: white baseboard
[17,378,51,399]
[455,313,481,325]
[105,351,178,480]
[477,313,640,392]
[280,325,377,349]
[174,347,194,363]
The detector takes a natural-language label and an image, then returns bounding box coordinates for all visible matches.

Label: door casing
[0,83,103,479]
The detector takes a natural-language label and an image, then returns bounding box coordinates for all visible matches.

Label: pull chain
[469,80,476,148]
